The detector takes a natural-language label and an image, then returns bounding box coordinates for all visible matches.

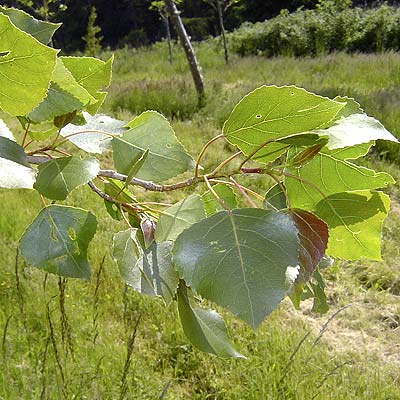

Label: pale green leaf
[112,137,144,175]
[0,6,60,44]
[61,112,125,153]
[34,156,99,200]
[333,96,363,118]
[155,194,206,242]
[28,59,95,123]
[0,13,58,116]
[319,114,398,150]
[20,205,97,278]
[173,209,299,328]
[286,151,394,210]
[0,136,36,189]
[315,191,390,260]
[60,56,113,114]
[322,142,373,160]
[177,285,244,358]
[113,229,178,304]
[201,183,237,216]
[223,85,344,161]
[134,242,178,303]
[122,111,195,182]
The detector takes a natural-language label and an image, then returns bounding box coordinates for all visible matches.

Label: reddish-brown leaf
[290,210,329,281]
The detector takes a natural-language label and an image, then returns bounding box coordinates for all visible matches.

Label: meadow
[0,42,400,399]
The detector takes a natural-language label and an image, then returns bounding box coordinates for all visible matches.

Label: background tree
[82,6,103,56]
[201,0,241,63]
[164,0,205,106]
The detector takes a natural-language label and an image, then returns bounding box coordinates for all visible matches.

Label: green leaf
[322,142,373,160]
[333,96,363,118]
[0,137,36,189]
[177,284,244,358]
[223,85,344,161]
[173,209,299,328]
[111,137,144,175]
[0,6,61,44]
[28,59,95,123]
[113,229,178,304]
[0,13,58,116]
[28,121,58,141]
[61,112,125,153]
[60,56,113,114]
[155,194,206,242]
[0,119,15,141]
[318,114,398,150]
[264,184,287,211]
[315,191,390,260]
[303,269,330,314]
[286,151,394,210]
[20,205,97,279]
[34,156,99,200]
[122,111,195,182]
[201,183,237,216]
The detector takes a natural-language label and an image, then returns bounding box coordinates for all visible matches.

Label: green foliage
[228,3,400,57]
[0,8,399,360]
[20,205,97,278]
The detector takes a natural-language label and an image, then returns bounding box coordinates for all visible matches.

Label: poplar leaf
[201,183,237,216]
[20,205,97,279]
[60,56,113,114]
[155,194,206,242]
[173,209,299,328]
[0,13,58,116]
[223,85,344,161]
[122,111,195,182]
[315,191,390,260]
[28,59,95,123]
[319,114,398,150]
[0,6,60,44]
[286,151,394,210]
[113,229,178,304]
[61,112,125,153]
[177,285,244,358]
[34,156,100,200]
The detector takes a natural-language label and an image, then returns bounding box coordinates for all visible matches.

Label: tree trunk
[163,15,173,64]
[217,0,229,64]
[164,0,205,106]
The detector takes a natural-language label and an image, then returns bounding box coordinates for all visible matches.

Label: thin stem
[229,177,257,208]
[237,138,276,171]
[204,176,230,211]
[208,179,265,201]
[208,151,242,177]
[194,133,224,178]
[264,170,290,210]
[21,121,31,148]
[119,205,132,228]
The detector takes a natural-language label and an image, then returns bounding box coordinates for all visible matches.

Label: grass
[1,42,400,399]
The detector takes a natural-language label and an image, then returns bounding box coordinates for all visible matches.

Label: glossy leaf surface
[173,208,299,328]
